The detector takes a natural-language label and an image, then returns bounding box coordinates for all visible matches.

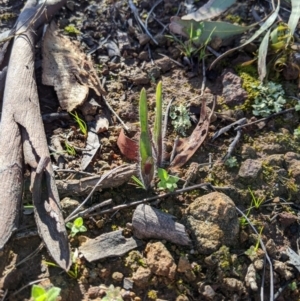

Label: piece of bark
[79,230,143,262]
[80,123,101,170]
[0,0,70,270]
[42,21,106,112]
[56,164,138,196]
[132,204,191,246]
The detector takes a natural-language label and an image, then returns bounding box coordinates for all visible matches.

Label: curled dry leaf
[117,128,139,161]
[42,21,106,112]
[170,98,215,168]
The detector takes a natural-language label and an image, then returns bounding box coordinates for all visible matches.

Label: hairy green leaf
[153,81,163,167]
[139,88,154,189]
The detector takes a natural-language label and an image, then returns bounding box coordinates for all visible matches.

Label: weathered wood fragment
[79,230,143,262]
[132,204,191,246]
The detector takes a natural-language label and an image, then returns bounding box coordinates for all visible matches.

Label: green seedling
[225,156,238,168]
[69,111,87,137]
[248,188,265,209]
[44,249,80,279]
[101,285,123,301]
[66,217,87,237]
[131,175,146,189]
[31,284,61,301]
[244,226,264,260]
[294,128,300,139]
[157,168,179,192]
[64,141,76,156]
[138,81,163,189]
[239,205,252,228]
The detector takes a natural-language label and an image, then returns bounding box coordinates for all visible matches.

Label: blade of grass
[139,88,154,189]
[153,81,163,167]
[258,28,271,82]
[210,0,280,69]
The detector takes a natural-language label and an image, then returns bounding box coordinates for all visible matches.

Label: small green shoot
[157,168,179,192]
[294,128,300,139]
[101,285,123,301]
[239,206,252,228]
[64,24,80,35]
[69,111,87,137]
[244,226,264,260]
[131,175,146,189]
[43,250,80,279]
[66,217,87,237]
[288,281,297,291]
[31,284,61,301]
[225,156,238,168]
[64,141,76,156]
[248,188,265,209]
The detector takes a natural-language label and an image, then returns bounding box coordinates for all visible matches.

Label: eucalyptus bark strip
[0,0,70,270]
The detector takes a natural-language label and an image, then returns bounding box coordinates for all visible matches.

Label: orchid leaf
[153,81,163,167]
[139,88,154,189]
[170,17,250,45]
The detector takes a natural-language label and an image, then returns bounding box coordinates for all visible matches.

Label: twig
[78,199,113,218]
[65,165,130,222]
[12,277,49,297]
[235,108,295,131]
[128,0,158,45]
[222,129,242,161]
[145,0,163,29]
[158,53,185,68]
[102,95,129,131]
[86,183,233,217]
[199,57,206,96]
[235,206,274,301]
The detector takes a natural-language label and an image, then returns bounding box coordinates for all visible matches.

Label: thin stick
[145,0,163,29]
[86,183,231,217]
[235,108,295,131]
[128,0,158,45]
[235,206,274,301]
[12,277,49,297]
[102,95,129,131]
[65,165,129,222]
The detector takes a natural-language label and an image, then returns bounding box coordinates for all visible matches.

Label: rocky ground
[1,0,300,300]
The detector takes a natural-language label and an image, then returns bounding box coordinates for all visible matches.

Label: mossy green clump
[225,14,242,24]
[234,65,261,112]
[0,13,16,21]
[64,24,81,35]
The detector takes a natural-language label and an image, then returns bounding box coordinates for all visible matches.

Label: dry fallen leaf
[42,22,106,112]
[170,98,215,168]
